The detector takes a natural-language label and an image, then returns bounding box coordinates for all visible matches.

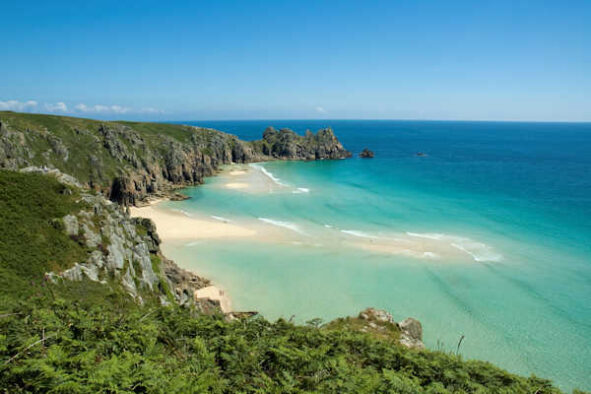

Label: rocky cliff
[17,166,212,310]
[257,126,352,160]
[0,112,351,205]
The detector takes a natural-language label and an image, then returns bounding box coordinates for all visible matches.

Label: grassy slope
[0,170,563,393]
[0,111,239,188]
[0,170,88,304]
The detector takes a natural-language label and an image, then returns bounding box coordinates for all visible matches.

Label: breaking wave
[211,215,232,223]
[341,230,377,239]
[407,232,502,262]
[258,218,306,235]
[250,164,288,187]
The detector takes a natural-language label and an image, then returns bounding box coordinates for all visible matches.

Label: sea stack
[359,148,374,158]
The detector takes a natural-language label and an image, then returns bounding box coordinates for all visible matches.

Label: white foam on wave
[171,208,192,217]
[258,217,306,235]
[450,241,503,262]
[324,224,333,229]
[250,164,288,187]
[292,187,310,194]
[211,215,231,223]
[422,252,439,259]
[341,230,377,239]
[407,231,502,262]
[406,232,445,240]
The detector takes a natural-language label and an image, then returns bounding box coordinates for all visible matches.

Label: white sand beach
[129,204,257,241]
[130,201,257,313]
[224,182,249,189]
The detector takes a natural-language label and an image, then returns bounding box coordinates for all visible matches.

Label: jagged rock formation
[359,147,375,158]
[398,317,424,349]
[0,112,351,205]
[31,167,210,308]
[358,307,425,349]
[258,127,352,160]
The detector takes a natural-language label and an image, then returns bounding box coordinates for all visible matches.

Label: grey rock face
[399,318,425,349]
[357,308,425,349]
[399,318,422,340]
[261,127,352,161]
[19,166,83,188]
[81,222,101,248]
[42,169,211,308]
[162,257,209,307]
[62,215,79,236]
[358,307,394,323]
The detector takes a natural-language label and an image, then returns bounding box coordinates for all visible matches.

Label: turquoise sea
[163,120,591,391]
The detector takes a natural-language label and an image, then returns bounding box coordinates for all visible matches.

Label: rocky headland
[0,112,350,205]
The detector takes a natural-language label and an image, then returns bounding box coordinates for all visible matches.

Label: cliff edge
[0,112,351,205]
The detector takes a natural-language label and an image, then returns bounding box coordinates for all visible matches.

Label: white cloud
[138,107,164,114]
[0,100,38,111]
[44,102,69,113]
[1,98,162,116]
[74,103,131,114]
[315,106,327,114]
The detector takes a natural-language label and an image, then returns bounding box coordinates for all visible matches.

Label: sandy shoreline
[130,204,256,241]
[129,199,250,313]
[129,164,501,312]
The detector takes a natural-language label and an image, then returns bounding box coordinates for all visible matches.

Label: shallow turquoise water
[163,120,591,390]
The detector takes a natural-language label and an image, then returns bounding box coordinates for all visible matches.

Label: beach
[129,199,249,313]
[128,163,504,313]
[129,204,256,241]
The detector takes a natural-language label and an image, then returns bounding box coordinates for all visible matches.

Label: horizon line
[2,110,590,125]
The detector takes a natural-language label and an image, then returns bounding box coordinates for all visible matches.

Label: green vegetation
[0,170,563,392]
[0,170,88,306]
[1,296,560,393]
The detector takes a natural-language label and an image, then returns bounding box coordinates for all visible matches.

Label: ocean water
[163,120,591,391]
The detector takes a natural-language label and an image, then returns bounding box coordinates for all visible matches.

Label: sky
[0,0,590,121]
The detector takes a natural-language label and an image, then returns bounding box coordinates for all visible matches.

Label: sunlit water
[161,120,591,390]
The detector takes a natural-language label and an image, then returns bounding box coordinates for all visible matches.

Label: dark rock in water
[415,152,428,157]
[169,192,190,201]
[359,148,374,158]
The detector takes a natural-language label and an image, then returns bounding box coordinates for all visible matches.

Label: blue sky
[0,0,589,121]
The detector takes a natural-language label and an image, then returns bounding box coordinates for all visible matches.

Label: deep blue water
[165,120,591,390]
